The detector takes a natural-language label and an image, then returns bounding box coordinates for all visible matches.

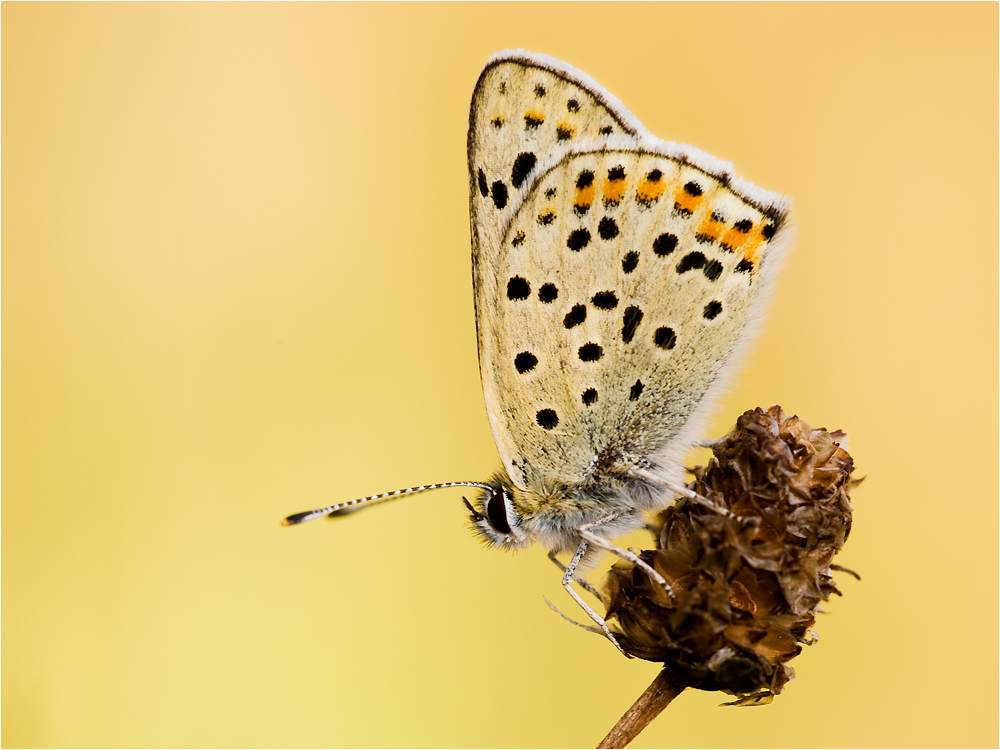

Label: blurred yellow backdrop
[3,3,997,748]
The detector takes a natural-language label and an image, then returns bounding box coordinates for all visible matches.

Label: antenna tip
[281,512,310,526]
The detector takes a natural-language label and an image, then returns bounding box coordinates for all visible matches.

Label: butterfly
[284,50,791,651]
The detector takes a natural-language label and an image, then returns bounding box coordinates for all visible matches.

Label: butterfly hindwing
[485,142,789,488]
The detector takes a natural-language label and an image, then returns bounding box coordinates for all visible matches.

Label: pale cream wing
[468,51,643,276]
[485,142,790,488]
[468,51,644,489]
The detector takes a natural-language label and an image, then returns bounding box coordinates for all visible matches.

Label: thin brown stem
[597,666,686,749]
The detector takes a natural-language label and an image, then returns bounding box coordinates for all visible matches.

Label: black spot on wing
[598,217,619,240]
[514,352,538,374]
[579,343,603,362]
[536,409,558,430]
[654,327,676,350]
[491,181,508,209]
[567,228,591,251]
[703,259,724,281]
[677,252,707,274]
[592,291,618,310]
[563,304,586,328]
[653,233,677,257]
[506,276,530,300]
[621,306,643,344]
[511,152,537,189]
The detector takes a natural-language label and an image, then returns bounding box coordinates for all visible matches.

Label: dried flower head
[603,405,856,700]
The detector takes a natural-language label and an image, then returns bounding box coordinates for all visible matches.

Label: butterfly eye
[486,488,512,534]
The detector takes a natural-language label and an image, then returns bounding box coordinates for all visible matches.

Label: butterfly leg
[562,540,628,656]
[629,466,741,521]
[576,514,675,600]
[547,549,604,603]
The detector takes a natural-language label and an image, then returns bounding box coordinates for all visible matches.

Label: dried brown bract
[604,405,856,699]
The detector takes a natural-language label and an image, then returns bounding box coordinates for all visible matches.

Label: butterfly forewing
[468,52,643,490]
[468,53,641,253]
[486,144,789,488]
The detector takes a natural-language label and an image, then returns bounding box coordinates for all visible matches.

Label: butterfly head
[464,475,533,551]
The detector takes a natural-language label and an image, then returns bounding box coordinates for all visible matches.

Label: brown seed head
[604,405,856,698]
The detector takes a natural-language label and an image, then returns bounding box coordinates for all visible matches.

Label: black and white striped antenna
[281,481,494,526]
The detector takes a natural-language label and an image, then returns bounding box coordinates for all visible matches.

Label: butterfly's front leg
[577,513,675,600]
[547,549,604,603]
[561,540,628,656]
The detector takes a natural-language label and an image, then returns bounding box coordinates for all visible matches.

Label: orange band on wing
[574,183,595,211]
[673,182,704,215]
[696,213,725,244]
[604,176,626,203]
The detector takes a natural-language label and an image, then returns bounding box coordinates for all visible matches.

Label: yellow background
[3,4,997,748]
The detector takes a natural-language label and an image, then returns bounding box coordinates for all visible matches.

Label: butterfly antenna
[281,481,494,526]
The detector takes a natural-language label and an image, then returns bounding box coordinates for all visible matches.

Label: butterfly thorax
[467,465,658,554]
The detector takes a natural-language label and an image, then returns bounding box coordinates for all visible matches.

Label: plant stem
[597,666,685,749]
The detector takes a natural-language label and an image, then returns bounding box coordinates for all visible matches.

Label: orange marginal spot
[720,226,751,252]
[604,176,626,203]
[556,121,576,141]
[673,185,703,214]
[636,180,666,203]
[574,183,595,211]
[743,246,762,265]
[741,225,772,264]
[696,214,724,243]
[636,177,667,203]
[524,109,545,127]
